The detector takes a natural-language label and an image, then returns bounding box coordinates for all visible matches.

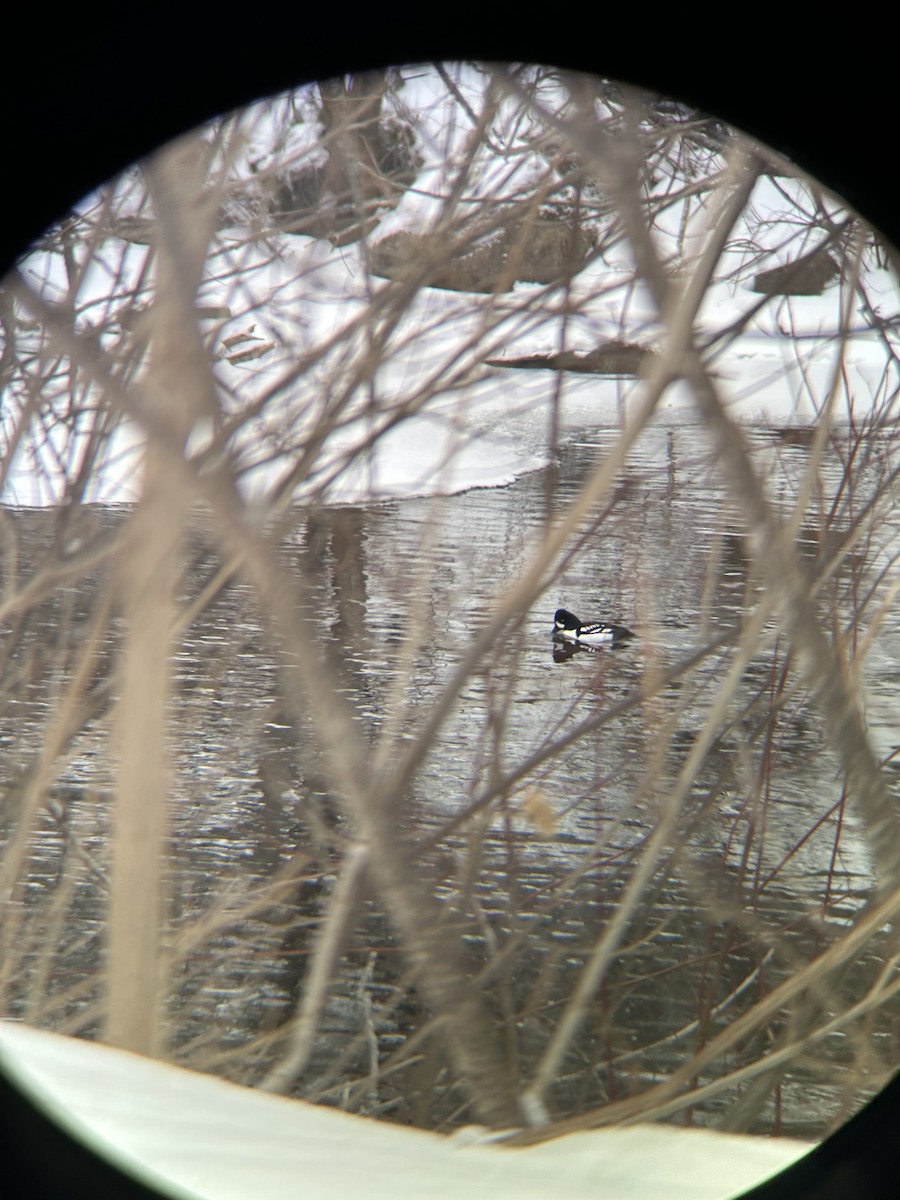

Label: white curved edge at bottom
[0,1021,814,1200]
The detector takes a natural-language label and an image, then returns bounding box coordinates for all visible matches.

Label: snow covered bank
[0,1022,812,1200]
[4,67,898,509]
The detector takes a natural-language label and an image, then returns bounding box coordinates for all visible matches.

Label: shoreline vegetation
[1,65,899,1146]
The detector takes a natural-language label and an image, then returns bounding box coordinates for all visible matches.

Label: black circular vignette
[2,8,898,1198]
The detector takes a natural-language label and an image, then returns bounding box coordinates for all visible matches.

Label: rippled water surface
[3,419,900,1140]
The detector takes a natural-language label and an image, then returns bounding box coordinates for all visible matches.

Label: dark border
[3,8,898,1197]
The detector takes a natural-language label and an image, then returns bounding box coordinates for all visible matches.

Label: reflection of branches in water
[2,64,900,1139]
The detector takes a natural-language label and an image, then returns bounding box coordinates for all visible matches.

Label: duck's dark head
[553,608,580,632]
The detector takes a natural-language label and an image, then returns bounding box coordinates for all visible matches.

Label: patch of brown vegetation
[370,218,594,293]
[484,340,655,376]
[752,247,839,296]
